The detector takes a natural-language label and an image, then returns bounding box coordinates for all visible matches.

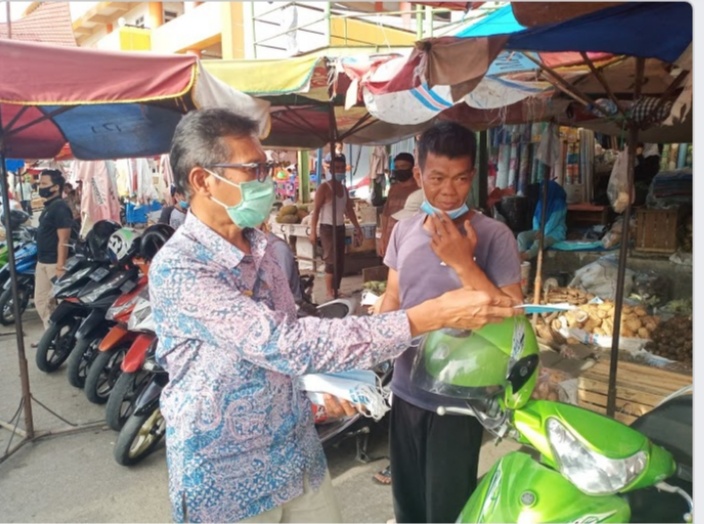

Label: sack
[607,148,634,213]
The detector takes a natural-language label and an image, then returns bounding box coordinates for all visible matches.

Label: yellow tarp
[202,55,322,97]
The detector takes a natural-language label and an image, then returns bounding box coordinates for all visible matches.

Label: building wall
[151,1,225,55]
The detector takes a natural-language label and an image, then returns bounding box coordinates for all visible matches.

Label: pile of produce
[276,204,309,224]
[533,287,661,343]
[644,316,692,365]
[543,286,594,305]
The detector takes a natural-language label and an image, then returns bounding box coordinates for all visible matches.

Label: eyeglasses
[207,162,276,183]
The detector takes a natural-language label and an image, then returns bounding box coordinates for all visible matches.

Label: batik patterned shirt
[149,212,412,522]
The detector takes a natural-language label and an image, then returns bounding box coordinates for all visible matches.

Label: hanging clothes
[74,160,122,237]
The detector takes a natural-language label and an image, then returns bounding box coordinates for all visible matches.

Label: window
[134,15,145,28]
[164,10,179,23]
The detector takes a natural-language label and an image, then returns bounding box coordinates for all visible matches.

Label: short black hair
[394,152,415,167]
[417,122,477,170]
[41,169,65,190]
[170,108,259,196]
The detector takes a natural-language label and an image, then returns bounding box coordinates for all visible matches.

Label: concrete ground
[0,274,522,523]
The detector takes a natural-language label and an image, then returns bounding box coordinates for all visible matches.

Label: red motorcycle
[83,271,149,404]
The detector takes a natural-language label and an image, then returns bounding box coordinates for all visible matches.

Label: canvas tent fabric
[359,2,691,130]
[0,39,270,160]
[202,53,431,149]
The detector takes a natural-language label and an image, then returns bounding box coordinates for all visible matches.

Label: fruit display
[645,316,692,365]
[276,204,309,224]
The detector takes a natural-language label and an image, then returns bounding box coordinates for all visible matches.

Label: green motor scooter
[411,316,692,523]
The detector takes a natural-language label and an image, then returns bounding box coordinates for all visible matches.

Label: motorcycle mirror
[507,354,539,393]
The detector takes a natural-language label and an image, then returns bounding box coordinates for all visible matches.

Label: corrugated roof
[0,2,77,47]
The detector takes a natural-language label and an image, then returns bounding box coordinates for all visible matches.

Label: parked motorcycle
[65,228,142,388]
[35,221,122,373]
[113,297,166,466]
[0,237,37,325]
[410,316,693,523]
[82,275,148,404]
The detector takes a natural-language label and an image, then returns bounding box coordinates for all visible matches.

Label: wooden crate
[577,359,692,425]
[634,208,679,254]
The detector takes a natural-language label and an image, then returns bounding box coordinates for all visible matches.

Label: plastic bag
[568,255,635,300]
[607,148,634,213]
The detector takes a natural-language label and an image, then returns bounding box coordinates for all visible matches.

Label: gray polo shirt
[384,211,521,412]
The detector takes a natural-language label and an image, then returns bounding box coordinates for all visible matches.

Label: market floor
[0,275,522,523]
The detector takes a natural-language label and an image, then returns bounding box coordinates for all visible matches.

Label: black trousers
[390,396,484,524]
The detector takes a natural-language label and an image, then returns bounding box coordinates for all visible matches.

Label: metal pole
[606,57,645,418]
[328,101,340,299]
[0,139,35,439]
[606,125,638,418]
[477,130,488,211]
[5,0,12,40]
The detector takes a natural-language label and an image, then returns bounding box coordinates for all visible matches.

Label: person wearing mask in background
[15,174,33,216]
[32,169,74,340]
[517,179,567,261]
[148,108,517,523]
[380,122,523,523]
[158,185,189,230]
[309,155,363,299]
[378,153,419,258]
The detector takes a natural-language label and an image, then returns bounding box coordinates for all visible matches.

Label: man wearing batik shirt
[149,108,517,523]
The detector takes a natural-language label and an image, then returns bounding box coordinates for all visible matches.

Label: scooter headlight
[547,418,646,495]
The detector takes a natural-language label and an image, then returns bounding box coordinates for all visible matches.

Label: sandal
[372,465,392,485]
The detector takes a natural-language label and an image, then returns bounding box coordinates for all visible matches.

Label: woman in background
[517,179,567,261]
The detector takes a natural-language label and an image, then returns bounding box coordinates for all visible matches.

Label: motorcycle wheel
[0,285,30,326]
[35,316,80,373]
[114,408,166,466]
[83,343,130,405]
[105,370,151,431]
[66,335,102,389]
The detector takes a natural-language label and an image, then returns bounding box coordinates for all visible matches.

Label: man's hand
[429,212,477,271]
[308,230,317,245]
[55,268,65,280]
[406,288,518,336]
[437,289,517,331]
[323,394,363,419]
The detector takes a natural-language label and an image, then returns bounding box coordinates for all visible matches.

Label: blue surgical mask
[178,200,189,210]
[206,169,276,229]
[420,200,469,219]
[334,173,346,182]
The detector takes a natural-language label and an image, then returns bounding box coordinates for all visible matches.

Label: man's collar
[182,212,268,269]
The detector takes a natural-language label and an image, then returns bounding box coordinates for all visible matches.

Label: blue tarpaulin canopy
[457,2,691,64]
[502,2,690,64]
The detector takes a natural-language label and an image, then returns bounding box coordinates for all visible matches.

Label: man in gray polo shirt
[381,122,522,523]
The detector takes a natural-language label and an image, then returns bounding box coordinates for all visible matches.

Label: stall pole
[0,141,35,440]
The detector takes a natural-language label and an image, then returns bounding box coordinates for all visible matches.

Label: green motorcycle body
[414,317,684,523]
[458,452,630,523]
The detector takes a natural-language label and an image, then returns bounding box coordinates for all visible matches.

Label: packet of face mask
[513,303,577,314]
